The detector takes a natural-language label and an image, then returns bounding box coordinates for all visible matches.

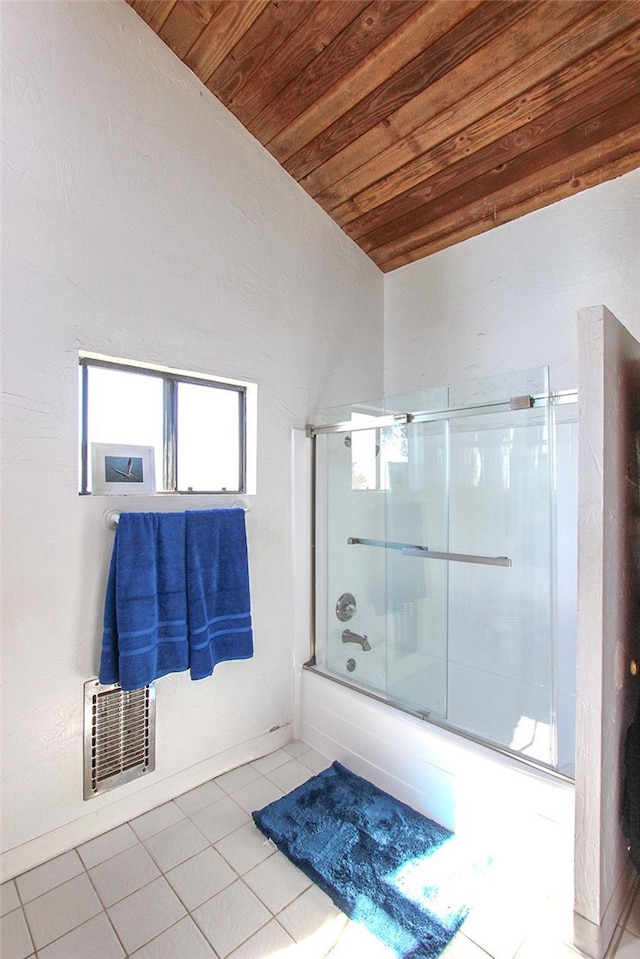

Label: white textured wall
[1,0,382,877]
[384,169,640,395]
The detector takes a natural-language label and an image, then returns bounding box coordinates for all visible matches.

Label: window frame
[79,354,248,495]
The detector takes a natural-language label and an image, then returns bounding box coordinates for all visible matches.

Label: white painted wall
[1,0,382,878]
[384,169,640,395]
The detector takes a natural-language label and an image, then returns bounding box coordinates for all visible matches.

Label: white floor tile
[23,873,102,951]
[130,916,217,958]
[77,823,139,869]
[174,779,226,816]
[626,889,640,939]
[231,776,284,814]
[227,919,297,958]
[1,881,19,917]
[143,817,209,872]
[282,742,311,759]
[244,852,312,914]
[7,742,614,959]
[36,913,125,959]
[0,907,34,959]
[15,850,83,903]
[89,843,160,907]
[251,749,293,774]
[441,931,499,957]
[329,917,397,959]
[131,801,185,841]
[266,759,315,793]
[215,822,276,875]
[215,763,262,795]
[612,929,640,958]
[166,846,236,910]
[107,877,186,954]
[461,864,543,959]
[297,749,331,774]
[463,905,529,959]
[514,932,585,958]
[193,879,271,957]
[276,884,347,953]
[190,795,251,844]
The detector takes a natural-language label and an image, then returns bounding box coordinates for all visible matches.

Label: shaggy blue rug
[253,761,488,958]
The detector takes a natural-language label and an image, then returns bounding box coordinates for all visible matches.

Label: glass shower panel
[382,418,449,718]
[315,425,388,695]
[445,403,554,765]
[315,406,449,717]
[311,367,574,774]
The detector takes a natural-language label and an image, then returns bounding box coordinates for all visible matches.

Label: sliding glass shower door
[314,394,449,720]
[311,368,576,774]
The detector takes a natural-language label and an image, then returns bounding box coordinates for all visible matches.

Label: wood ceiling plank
[184,0,270,85]
[301,0,623,201]
[326,1,632,219]
[127,0,176,33]
[251,1,456,146]
[279,0,535,175]
[357,89,640,252]
[126,0,640,271]
[376,139,640,271]
[227,2,369,128]
[341,32,640,236]
[158,2,220,60]
[365,96,640,264]
[206,1,320,104]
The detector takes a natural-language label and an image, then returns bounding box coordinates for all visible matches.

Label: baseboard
[1,724,292,882]
[573,858,637,958]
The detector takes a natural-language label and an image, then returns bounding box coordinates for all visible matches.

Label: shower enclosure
[307,368,577,777]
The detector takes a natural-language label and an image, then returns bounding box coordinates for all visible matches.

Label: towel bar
[103,504,248,529]
[103,509,121,529]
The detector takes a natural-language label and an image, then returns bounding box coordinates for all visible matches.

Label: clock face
[104,455,144,483]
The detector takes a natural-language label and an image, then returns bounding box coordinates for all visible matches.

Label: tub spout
[342,629,371,651]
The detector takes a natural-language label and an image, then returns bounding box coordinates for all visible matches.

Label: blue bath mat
[252,761,489,958]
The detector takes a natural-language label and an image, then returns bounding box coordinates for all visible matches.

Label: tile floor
[1,740,639,959]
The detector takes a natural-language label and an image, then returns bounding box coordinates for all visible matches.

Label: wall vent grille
[83,680,156,799]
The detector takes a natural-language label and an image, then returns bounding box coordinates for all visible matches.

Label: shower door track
[306,389,577,437]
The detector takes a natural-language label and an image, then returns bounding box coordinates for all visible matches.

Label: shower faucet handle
[336,593,357,621]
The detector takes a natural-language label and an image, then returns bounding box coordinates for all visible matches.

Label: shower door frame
[305,386,577,783]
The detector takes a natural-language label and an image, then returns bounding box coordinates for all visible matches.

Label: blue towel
[186,509,254,680]
[99,512,189,691]
[99,509,253,689]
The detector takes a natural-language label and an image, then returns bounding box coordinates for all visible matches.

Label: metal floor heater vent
[83,680,156,800]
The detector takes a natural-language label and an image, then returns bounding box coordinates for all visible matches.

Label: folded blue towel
[99,512,190,691]
[186,509,254,680]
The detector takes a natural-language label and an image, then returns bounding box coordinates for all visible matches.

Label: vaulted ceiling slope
[128,0,640,272]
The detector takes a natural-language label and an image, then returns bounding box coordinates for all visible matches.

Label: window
[79,353,254,494]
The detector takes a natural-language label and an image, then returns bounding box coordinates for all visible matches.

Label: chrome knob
[335,592,357,622]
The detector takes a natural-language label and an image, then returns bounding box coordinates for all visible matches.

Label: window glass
[86,366,164,484]
[177,382,241,492]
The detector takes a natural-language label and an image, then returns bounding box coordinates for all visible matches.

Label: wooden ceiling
[128,0,640,272]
